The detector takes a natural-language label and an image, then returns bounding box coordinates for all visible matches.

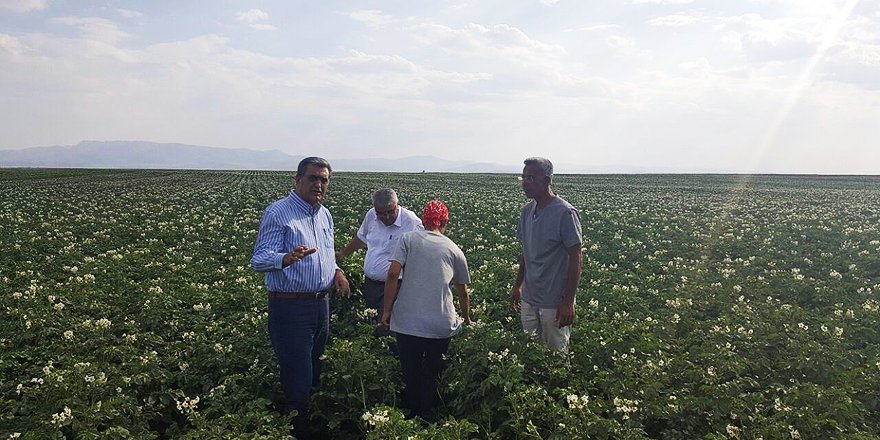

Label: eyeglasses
[376,206,398,217]
[518,175,537,183]
[306,175,329,184]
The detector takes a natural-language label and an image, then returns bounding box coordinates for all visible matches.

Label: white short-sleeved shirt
[357,206,423,281]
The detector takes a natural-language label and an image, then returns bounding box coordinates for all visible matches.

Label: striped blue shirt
[251,190,338,292]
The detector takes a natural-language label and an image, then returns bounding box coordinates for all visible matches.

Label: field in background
[1,169,879,439]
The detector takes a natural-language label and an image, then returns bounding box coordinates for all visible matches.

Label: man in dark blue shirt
[252,156,350,436]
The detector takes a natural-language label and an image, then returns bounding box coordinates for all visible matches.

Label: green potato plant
[1,169,879,439]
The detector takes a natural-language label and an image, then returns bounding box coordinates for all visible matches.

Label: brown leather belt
[268,290,329,301]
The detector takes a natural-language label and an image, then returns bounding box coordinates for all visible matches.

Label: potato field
[2,169,879,439]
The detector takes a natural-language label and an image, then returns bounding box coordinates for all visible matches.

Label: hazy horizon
[2,1,879,174]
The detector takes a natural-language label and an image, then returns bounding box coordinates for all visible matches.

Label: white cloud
[648,14,702,26]
[540,0,561,5]
[713,15,824,62]
[117,9,143,18]
[413,22,566,57]
[565,24,621,32]
[48,17,130,44]
[404,22,577,97]
[249,24,277,31]
[606,35,636,51]
[235,9,275,31]
[632,0,694,4]
[678,57,713,76]
[0,0,48,13]
[235,9,269,23]
[340,9,393,27]
[2,2,880,172]
[0,33,27,55]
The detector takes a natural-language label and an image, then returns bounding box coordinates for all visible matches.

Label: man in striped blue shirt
[251,156,350,436]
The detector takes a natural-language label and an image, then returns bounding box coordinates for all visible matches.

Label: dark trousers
[361,278,386,317]
[363,278,394,338]
[396,333,451,418]
[267,296,329,422]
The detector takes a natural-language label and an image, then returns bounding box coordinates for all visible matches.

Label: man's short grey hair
[372,188,399,207]
[524,157,553,177]
[296,157,332,177]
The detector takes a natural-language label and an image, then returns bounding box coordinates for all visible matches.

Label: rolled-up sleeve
[251,207,287,272]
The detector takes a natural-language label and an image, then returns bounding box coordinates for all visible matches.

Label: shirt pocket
[285,224,305,249]
[322,227,334,246]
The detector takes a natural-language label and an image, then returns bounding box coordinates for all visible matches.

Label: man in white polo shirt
[337,188,423,332]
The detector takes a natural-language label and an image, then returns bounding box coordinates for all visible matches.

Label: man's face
[375,202,399,226]
[521,164,548,198]
[295,165,330,205]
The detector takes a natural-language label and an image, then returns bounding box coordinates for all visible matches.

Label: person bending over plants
[380,200,471,420]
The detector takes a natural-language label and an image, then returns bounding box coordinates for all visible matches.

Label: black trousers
[363,278,397,338]
[395,332,451,418]
[361,278,387,317]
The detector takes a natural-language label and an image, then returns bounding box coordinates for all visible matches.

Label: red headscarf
[421,200,449,229]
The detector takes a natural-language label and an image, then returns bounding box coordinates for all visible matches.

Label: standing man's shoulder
[318,203,332,216]
[553,196,579,213]
[262,197,288,218]
[266,196,287,210]
[360,207,376,226]
[553,196,582,245]
[399,207,423,228]
[400,206,419,221]
[318,204,334,225]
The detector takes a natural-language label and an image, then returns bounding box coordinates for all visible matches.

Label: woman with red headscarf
[381,200,471,419]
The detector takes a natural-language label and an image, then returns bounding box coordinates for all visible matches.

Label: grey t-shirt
[389,229,471,339]
[517,196,583,308]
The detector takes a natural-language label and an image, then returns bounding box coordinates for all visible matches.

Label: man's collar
[391,207,404,227]
[289,190,320,215]
[374,206,404,227]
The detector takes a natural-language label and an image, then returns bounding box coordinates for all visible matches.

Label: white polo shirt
[357,206,423,281]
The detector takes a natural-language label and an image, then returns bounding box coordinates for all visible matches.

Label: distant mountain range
[0,140,522,173]
[0,140,714,173]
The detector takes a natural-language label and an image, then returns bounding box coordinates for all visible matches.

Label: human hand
[380,310,391,328]
[510,285,522,313]
[334,271,350,298]
[282,245,317,267]
[556,301,575,328]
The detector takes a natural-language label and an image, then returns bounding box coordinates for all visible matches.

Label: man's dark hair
[296,157,332,177]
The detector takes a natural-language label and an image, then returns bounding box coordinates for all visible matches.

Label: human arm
[334,268,351,298]
[510,253,525,312]
[335,236,366,261]
[252,209,317,272]
[379,261,402,327]
[556,244,582,328]
[455,283,471,325]
[279,245,317,268]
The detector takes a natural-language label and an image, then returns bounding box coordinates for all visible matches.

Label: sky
[1,0,879,173]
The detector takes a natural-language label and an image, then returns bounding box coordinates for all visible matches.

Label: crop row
[1,169,879,438]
